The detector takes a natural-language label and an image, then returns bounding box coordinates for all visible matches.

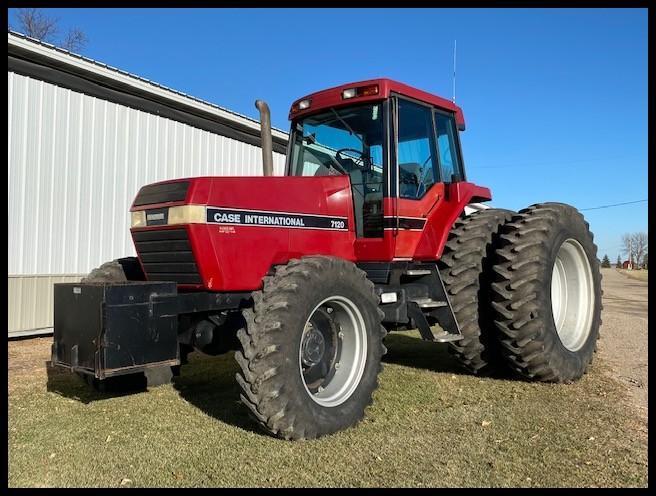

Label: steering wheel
[335,148,368,169]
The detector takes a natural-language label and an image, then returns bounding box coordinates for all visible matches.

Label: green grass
[9,331,647,488]
[617,269,648,282]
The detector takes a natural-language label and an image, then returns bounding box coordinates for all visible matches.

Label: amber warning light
[342,84,379,99]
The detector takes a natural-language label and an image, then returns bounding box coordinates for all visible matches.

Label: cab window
[397,99,438,199]
[434,111,464,182]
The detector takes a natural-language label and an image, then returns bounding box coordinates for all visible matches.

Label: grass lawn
[617,269,648,282]
[9,332,647,488]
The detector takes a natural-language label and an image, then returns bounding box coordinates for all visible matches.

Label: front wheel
[235,256,386,440]
[490,203,602,382]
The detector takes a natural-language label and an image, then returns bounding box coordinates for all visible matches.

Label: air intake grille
[133,181,189,206]
[132,228,201,284]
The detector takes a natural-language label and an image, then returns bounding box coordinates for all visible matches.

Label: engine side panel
[131,176,358,291]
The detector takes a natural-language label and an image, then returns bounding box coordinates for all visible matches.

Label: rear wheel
[438,208,515,374]
[235,256,386,440]
[490,203,602,382]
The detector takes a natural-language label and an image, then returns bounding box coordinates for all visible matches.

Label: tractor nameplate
[206,207,349,231]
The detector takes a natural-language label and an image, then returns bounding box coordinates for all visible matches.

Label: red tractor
[52,79,602,440]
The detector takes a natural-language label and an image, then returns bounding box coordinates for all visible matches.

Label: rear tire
[490,203,602,382]
[438,208,515,374]
[235,256,386,440]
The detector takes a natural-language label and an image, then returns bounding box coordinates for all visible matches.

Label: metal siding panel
[7,277,21,333]
[8,72,24,275]
[72,92,85,267]
[8,275,85,334]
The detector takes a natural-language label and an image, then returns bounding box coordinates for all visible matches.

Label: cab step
[406,301,463,342]
[430,328,464,342]
[411,297,448,309]
[405,269,432,276]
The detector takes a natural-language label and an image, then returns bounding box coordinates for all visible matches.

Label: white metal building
[7,31,289,337]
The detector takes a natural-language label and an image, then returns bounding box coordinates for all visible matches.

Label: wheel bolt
[326,307,334,314]
[318,386,324,392]
[338,331,344,339]
[335,362,340,370]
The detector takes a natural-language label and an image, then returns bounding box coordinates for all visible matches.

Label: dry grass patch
[9,333,647,488]
[617,269,648,282]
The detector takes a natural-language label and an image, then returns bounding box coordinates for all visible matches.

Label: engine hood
[129,176,358,291]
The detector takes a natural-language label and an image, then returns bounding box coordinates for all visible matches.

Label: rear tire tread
[438,208,515,374]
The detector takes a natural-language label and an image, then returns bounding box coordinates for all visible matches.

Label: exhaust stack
[255,100,274,176]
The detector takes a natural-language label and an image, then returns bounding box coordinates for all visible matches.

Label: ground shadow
[382,333,463,374]
[45,332,516,431]
[381,332,516,381]
[171,353,262,434]
[46,360,148,404]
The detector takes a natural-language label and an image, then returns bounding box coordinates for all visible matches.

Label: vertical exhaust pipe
[255,100,274,176]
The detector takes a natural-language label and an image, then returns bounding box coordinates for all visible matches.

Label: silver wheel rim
[299,296,367,407]
[550,238,595,351]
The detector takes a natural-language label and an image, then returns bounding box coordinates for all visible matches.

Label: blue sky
[9,8,648,261]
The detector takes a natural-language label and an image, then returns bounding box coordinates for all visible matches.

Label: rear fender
[414,182,492,260]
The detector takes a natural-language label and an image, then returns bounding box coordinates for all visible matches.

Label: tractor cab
[285,78,491,261]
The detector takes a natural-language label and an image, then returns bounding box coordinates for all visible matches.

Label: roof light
[291,98,312,113]
[342,88,357,99]
[342,84,379,100]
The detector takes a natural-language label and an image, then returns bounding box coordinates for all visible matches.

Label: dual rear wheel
[440,203,602,382]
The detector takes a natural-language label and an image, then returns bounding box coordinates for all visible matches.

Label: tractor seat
[399,162,421,197]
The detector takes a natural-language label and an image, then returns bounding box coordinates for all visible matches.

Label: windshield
[288,103,385,239]
[289,103,384,177]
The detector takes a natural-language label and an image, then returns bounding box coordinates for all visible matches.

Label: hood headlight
[131,210,146,228]
[168,205,206,225]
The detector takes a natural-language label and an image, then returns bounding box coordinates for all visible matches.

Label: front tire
[81,257,145,282]
[235,256,386,440]
[490,203,602,382]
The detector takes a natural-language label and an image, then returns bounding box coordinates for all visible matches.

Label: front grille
[133,181,189,206]
[132,228,202,284]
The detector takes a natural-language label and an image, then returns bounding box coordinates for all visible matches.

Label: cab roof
[289,78,466,130]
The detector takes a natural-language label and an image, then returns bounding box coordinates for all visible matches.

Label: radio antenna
[452,39,457,103]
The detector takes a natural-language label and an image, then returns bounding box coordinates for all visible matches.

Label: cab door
[392,96,445,259]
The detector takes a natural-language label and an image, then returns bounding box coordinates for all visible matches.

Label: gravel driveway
[597,268,648,420]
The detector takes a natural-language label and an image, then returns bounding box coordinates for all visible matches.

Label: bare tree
[631,232,648,266]
[16,8,59,42]
[621,233,632,263]
[621,231,648,266]
[13,8,88,52]
[61,27,88,52]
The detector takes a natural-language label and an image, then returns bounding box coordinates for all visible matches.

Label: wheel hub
[550,238,595,351]
[301,325,326,367]
[299,297,368,407]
